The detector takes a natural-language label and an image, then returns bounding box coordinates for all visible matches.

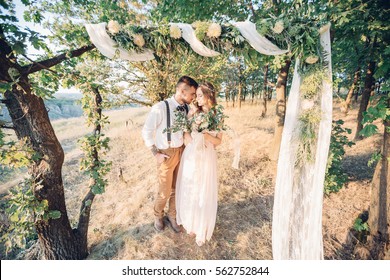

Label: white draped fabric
[232,21,288,55]
[271,25,332,260]
[85,23,155,61]
[84,22,288,60]
[174,23,221,57]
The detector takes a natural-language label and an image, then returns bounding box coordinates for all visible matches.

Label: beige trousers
[154,146,184,219]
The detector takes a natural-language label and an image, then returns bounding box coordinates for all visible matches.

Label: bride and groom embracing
[142,76,225,246]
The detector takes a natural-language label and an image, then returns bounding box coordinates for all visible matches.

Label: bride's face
[196,88,208,107]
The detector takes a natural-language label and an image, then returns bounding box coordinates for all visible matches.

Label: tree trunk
[368,98,390,258]
[370,86,376,98]
[270,59,291,161]
[355,60,376,140]
[251,84,255,104]
[232,86,236,108]
[1,35,94,259]
[267,88,273,101]
[354,86,360,103]
[243,84,247,101]
[225,91,229,107]
[341,67,360,115]
[4,81,85,259]
[377,80,382,95]
[260,64,269,118]
[238,81,242,109]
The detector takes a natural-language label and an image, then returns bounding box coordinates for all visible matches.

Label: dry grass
[0,99,386,259]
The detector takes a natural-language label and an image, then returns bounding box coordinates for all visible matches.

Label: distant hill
[1,92,83,121]
[45,98,84,120]
[1,92,140,122]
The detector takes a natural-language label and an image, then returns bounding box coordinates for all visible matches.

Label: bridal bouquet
[190,104,228,133]
[163,104,228,134]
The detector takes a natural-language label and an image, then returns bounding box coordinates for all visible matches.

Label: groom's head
[175,76,198,104]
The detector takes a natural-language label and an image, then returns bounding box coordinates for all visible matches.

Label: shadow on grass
[87,194,274,260]
[342,152,376,181]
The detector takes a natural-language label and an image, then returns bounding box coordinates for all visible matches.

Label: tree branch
[77,189,96,238]
[21,45,96,75]
[267,81,276,87]
[77,86,101,239]
[21,54,59,76]
[248,0,257,21]
[123,96,153,107]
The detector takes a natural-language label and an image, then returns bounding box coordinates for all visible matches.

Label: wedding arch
[85,20,333,260]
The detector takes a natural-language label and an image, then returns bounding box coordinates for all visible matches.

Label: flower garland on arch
[93,19,290,60]
[99,16,328,64]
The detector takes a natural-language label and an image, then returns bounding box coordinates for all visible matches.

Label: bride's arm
[203,132,222,146]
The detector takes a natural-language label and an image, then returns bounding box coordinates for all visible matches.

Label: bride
[175,82,224,246]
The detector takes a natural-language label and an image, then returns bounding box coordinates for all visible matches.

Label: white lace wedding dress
[176,130,219,246]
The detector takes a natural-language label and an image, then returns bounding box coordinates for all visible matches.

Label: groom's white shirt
[142,96,184,149]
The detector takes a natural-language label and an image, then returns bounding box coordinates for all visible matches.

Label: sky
[14,0,50,54]
[13,0,80,94]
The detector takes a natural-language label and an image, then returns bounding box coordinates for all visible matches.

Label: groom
[142,76,198,232]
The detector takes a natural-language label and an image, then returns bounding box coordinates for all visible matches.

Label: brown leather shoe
[167,216,181,233]
[154,217,165,232]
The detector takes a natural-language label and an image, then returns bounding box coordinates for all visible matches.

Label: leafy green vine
[78,86,111,195]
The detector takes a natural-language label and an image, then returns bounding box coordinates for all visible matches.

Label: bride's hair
[198,82,217,109]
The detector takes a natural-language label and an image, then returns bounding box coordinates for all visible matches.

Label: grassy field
[0,99,387,259]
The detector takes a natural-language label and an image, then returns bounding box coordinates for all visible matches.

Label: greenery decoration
[1,178,61,255]
[324,120,355,194]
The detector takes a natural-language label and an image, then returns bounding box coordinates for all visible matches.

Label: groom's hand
[155,153,169,164]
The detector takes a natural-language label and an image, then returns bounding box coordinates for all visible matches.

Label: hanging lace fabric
[271,24,332,260]
[226,128,240,169]
[85,23,154,61]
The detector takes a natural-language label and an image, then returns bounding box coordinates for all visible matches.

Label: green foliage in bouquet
[192,104,229,133]
[164,104,229,134]
[163,110,190,134]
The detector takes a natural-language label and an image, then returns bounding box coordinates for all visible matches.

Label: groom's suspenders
[163,100,171,146]
[163,100,188,147]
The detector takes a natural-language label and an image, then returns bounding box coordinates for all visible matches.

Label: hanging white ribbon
[174,23,221,57]
[233,21,288,56]
[85,23,155,61]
